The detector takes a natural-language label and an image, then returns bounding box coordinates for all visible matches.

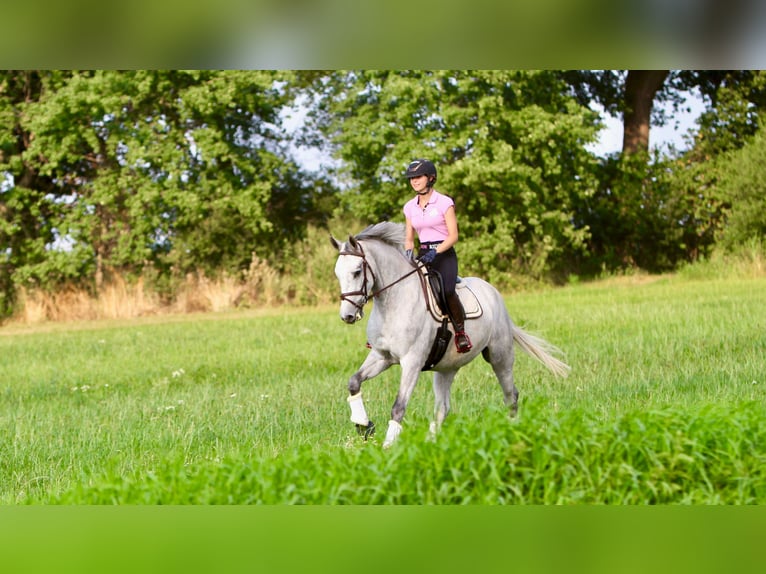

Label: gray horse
[331,222,570,447]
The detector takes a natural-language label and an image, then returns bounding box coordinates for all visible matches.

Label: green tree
[1,70,319,314]
[0,71,75,314]
[564,70,766,158]
[678,70,766,159]
[713,126,766,248]
[307,70,601,283]
[567,70,766,272]
[563,70,674,155]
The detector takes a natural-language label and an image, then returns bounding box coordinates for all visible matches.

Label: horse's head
[330,235,375,324]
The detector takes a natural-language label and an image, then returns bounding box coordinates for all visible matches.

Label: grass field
[1,274,764,504]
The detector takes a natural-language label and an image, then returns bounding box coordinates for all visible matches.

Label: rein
[338,242,422,311]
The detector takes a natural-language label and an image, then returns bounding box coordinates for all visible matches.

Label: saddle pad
[422,269,483,322]
[456,280,482,318]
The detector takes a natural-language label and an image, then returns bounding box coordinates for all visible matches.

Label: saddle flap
[419,266,483,322]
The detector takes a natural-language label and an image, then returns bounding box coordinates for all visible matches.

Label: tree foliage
[1,69,765,319]
[308,70,601,282]
[1,70,321,313]
[713,127,766,248]
[564,70,766,273]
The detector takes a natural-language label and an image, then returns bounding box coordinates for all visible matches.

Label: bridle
[338,242,422,313]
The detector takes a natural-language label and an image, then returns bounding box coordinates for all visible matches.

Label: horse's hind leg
[485,345,519,417]
[430,370,457,438]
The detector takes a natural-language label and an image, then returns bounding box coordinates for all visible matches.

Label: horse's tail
[512,326,571,378]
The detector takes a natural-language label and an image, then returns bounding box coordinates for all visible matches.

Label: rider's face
[409,175,429,192]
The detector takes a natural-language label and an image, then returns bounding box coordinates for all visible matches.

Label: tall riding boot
[446,292,472,353]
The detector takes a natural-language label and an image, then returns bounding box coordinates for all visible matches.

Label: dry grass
[678,240,766,282]
[16,276,160,324]
[3,220,356,326]
[11,252,336,326]
[11,243,766,327]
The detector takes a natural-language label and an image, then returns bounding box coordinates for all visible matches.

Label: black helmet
[404,159,437,183]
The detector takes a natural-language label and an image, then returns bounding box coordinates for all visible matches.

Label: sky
[291,89,708,173]
[588,89,707,156]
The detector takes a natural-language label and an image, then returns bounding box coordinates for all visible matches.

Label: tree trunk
[622,70,669,155]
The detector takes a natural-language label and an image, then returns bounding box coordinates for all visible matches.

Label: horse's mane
[355,222,406,251]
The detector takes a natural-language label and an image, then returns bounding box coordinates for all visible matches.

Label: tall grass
[9,223,345,325]
[49,401,766,504]
[1,273,765,504]
[677,238,766,281]
[12,253,338,325]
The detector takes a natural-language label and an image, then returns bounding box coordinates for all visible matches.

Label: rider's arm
[405,217,415,251]
[436,206,458,253]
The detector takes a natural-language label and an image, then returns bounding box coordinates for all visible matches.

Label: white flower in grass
[172,368,185,378]
[229,393,237,398]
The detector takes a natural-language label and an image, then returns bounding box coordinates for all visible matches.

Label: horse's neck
[366,246,423,314]
[367,247,408,289]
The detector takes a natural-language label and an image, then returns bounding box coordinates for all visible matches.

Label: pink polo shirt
[403,190,454,243]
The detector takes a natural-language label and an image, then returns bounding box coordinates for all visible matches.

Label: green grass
[1,275,765,504]
[47,401,766,504]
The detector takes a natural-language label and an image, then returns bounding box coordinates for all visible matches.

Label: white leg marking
[348,393,369,425]
[383,419,403,448]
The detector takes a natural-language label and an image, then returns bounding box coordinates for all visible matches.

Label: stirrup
[455,331,472,353]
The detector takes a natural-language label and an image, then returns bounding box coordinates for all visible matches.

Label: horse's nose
[341,313,357,324]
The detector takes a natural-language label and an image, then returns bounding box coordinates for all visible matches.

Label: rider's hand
[418,249,437,264]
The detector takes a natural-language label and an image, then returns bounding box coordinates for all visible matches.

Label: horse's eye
[352,269,362,279]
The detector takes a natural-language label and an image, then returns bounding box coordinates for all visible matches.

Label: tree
[1,70,320,315]
[562,70,681,156]
[677,70,766,158]
[622,70,670,154]
[564,70,766,157]
[0,71,75,314]
[306,70,601,282]
[571,70,766,272]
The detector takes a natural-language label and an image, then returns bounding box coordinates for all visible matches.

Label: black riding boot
[446,292,472,353]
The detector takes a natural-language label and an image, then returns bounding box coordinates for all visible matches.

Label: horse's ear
[348,235,359,250]
[330,236,341,251]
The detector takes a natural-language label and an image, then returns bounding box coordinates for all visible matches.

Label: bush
[715,128,766,249]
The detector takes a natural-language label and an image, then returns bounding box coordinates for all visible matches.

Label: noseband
[338,242,421,312]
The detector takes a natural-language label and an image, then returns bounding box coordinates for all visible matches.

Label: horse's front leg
[383,359,422,447]
[347,349,395,437]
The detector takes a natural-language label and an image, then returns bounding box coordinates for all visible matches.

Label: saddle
[417,265,483,322]
[418,265,483,371]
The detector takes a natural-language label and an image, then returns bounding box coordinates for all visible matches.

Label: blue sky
[588,89,707,156]
[289,89,709,172]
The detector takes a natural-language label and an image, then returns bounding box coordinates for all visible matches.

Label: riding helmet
[404,159,437,183]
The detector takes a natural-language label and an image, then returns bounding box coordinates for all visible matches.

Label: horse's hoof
[356,420,375,440]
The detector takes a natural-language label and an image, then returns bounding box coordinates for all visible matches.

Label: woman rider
[403,159,473,353]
